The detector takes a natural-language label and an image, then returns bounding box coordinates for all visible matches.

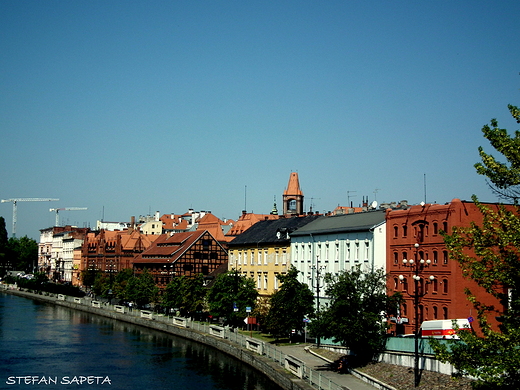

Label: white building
[290,210,387,300]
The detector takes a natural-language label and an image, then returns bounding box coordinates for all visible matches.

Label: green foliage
[161,274,207,315]
[112,268,134,299]
[124,268,159,308]
[207,270,258,327]
[265,266,314,340]
[5,272,85,297]
[431,103,520,389]
[475,104,520,201]
[310,266,389,365]
[81,269,101,288]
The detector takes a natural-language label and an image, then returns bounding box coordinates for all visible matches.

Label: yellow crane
[1,198,59,237]
[49,207,88,227]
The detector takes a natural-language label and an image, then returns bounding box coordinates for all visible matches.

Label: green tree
[310,266,389,365]
[161,275,187,314]
[0,217,11,276]
[8,236,38,272]
[124,269,159,308]
[112,268,134,300]
[265,266,314,341]
[431,103,520,389]
[207,270,258,327]
[475,104,520,201]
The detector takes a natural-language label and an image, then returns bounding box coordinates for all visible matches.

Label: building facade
[386,199,507,335]
[132,230,228,289]
[290,210,387,301]
[227,215,321,298]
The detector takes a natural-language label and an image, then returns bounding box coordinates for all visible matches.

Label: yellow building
[227,215,321,298]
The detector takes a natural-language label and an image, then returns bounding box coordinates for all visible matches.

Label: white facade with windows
[290,211,387,299]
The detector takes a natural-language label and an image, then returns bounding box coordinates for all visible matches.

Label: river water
[0,293,282,390]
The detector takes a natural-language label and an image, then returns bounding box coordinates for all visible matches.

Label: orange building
[81,229,159,277]
[386,199,508,335]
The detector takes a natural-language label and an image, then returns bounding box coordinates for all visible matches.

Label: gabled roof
[228,215,321,247]
[134,230,209,264]
[196,213,231,242]
[290,210,386,236]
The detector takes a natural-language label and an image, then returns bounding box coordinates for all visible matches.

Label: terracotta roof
[196,213,230,242]
[226,212,279,236]
[134,230,207,264]
[283,172,303,196]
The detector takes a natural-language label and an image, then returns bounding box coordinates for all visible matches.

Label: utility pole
[1,198,59,237]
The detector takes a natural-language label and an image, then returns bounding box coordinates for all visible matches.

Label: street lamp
[308,259,325,348]
[399,243,435,388]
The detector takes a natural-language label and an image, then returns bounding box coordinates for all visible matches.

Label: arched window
[443,279,448,294]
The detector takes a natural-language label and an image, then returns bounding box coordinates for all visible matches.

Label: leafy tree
[431,103,520,389]
[475,103,520,202]
[124,268,159,308]
[161,275,187,313]
[8,236,38,272]
[92,272,111,297]
[265,266,314,340]
[207,270,258,327]
[112,268,134,300]
[81,268,101,288]
[310,266,389,365]
[0,217,12,276]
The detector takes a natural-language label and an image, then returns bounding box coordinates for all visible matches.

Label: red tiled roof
[134,230,207,264]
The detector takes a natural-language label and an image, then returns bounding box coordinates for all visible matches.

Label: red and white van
[420,319,471,339]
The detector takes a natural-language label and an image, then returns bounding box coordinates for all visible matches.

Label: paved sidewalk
[278,344,380,390]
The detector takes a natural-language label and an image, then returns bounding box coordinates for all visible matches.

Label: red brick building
[386,199,507,335]
[81,229,159,276]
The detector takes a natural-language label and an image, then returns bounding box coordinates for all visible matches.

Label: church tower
[283,172,304,216]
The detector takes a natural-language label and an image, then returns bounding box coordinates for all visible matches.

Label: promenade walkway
[278,344,392,390]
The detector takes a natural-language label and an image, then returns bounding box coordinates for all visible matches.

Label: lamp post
[399,243,435,388]
[309,258,325,348]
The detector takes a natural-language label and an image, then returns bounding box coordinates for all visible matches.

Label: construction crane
[49,207,88,227]
[1,198,59,237]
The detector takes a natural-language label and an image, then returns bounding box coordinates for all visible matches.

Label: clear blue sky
[1,1,519,239]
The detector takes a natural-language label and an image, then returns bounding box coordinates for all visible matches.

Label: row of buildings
[37,172,506,335]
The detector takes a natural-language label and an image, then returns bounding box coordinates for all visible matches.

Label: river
[0,292,282,390]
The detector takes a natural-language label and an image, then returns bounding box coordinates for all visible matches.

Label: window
[443,279,448,294]
[257,273,261,289]
[238,252,242,265]
[274,273,279,290]
[443,307,448,319]
[443,251,449,264]
[394,225,398,238]
[432,278,438,292]
[443,221,448,233]
[433,306,438,319]
[403,225,408,237]
[433,250,438,264]
[264,249,268,265]
[264,273,268,290]
[394,252,398,265]
[250,251,254,265]
[433,222,438,235]
[257,250,261,265]
[282,249,287,265]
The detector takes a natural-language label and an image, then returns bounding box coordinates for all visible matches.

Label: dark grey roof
[290,210,386,236]
[227,215,322,247]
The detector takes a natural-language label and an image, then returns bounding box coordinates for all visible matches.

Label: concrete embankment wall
[1,289,312,390]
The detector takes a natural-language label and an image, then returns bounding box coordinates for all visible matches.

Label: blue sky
[1,1,519,239]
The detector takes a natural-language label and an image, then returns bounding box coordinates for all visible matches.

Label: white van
[420,319,471,339]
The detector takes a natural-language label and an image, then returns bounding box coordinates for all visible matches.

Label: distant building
[38,226,90,282]
[132,230,228,289]
[227,215,321,298]
[81,229,159,277]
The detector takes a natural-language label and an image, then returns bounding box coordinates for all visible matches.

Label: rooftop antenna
[424,173,427,204]
[244,185,247,212]
[373,188,381,202]
[347,191,357,208]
